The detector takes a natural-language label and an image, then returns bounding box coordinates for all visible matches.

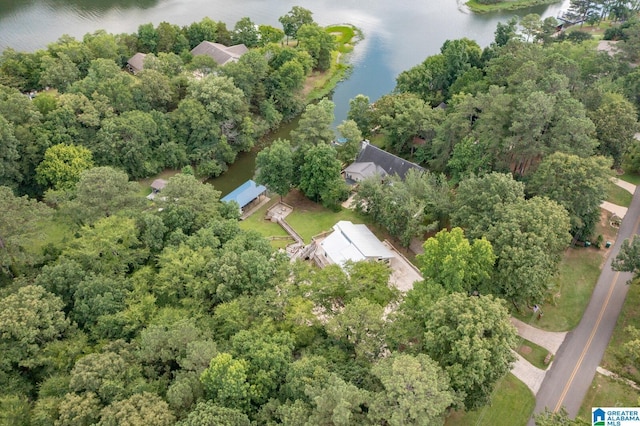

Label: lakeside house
[190,41,248,66]
[343,141,426,183]
[315,220,394,268]
[126,52,147,74]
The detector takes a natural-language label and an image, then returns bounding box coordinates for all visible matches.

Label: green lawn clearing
[578,373,640,420]
[516,338,552,370]
[606,181,633,207]
[445,374,535,426]
[619,170,640,186]
[305,24,360,102]
[601,278,640,383]
[326,24,359,54]
[238,198,293,249]
[513,247,603,332]
[26,214,73,255]
[286,206,377,244]
[137,169,180,197]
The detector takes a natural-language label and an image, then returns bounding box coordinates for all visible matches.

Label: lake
[0,0,571,120]
[0,0,571,193]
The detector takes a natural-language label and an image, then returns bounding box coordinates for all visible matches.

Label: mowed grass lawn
[282,190,385,244]
[619,170,640,186]
[601,278,640,382]
[584,280,640,416]
[513,247,603,332]
[578,374,640,420]
[238,198,293,249]
[516,338,552,370]
[26,214,73,254]
[606,181,633,207]
[445,374,535,426]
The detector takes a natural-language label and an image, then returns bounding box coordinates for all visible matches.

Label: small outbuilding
[126,52,147,74]
[221,179,267,215]
[317,220,394,268]
[147,178,168,200]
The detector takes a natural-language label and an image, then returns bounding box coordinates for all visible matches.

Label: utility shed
[221,180,267,213]
[318,221,394,268]
[147,178,168,200]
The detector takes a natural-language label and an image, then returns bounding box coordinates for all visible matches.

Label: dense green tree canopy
[417,227,495,294]
[528,152,612,237]
[255,138,294,199]
[35,143,94,190]
[0,187,52,276]
[613,235,640,277]
[423,293,517,409]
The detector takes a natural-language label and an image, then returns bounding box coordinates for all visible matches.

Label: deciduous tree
[423,293,517,410]
[417,227,495,294]
[35,143,94,190]
[255,138,294,199]
[451,172,525,240]
[613,235,640,277]
[0,186,52,276]
[290,99,335,146]
[97,392,175,426]
[488,196,571,306]
[298,143,342,203]
[0,286,69,373]
[278,6,314,43]
[528,152,611,238]
[370,353,454,425]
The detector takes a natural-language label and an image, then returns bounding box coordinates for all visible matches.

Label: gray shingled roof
[353,141,425,180]
[127,52,147,73]
[190,42,248,66]
[151,178,168,191]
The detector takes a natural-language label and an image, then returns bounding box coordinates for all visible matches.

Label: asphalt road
[529,186,640,424]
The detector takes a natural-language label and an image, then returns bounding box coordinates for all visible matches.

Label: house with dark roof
[126,53,147,74]
[190,41,248,66]
[344,141,426,183]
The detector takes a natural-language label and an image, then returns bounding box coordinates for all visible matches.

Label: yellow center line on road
[553,207,640,412]
[553,270,619,412]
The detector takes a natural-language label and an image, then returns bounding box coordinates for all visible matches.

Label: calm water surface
[0,0,571,192]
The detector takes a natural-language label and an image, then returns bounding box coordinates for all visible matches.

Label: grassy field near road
[620,170,640,186]
[606,181,633,207]
[517,338,552,370]
[445,374,535,426]
[601,278,640,383]
[578,373,640,420]
[513,247,603,332]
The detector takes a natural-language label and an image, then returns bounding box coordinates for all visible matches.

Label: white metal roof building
[318,221,394,267]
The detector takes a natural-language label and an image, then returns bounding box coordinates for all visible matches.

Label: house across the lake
[126,52,147,74]
[221,179,267,216]
[315,220,394,268]
[190,41,248,66]
[343,141,425,183]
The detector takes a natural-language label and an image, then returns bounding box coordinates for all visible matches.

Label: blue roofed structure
[221,180,267,213]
